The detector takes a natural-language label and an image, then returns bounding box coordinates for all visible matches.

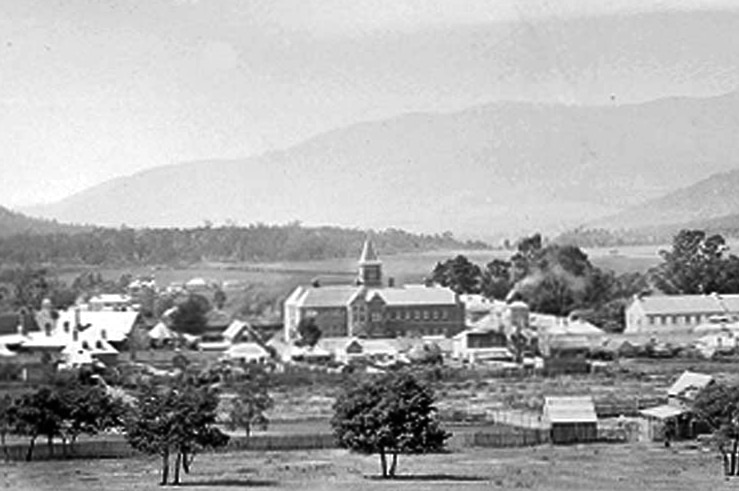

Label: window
[423,310,429,320]
[432,310,439,320]
[648,316,654,325]
[661,316,667,325]
[441,310,449,320]
[414,310,420,320]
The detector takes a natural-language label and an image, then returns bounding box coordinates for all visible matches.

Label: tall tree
[480,259,513,300]
[331,370,449,478]
[171,294,211,337]
[125,375,229,485]
[431,255,482,294]
[652,229,731,294]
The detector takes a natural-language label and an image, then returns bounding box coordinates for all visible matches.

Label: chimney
[63,321,70,334]
[73,328,79,342]
[101,329,107,341]
[44,323,52,337]
[388,277,395,288]
[75,308,81,327]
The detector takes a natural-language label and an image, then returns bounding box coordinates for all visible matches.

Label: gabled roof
[296,286,359,308]
[366,285,458,306]
[359,239,380,264]
[633,294,731,315]
[668,371,713,399]
[543,396,597,424]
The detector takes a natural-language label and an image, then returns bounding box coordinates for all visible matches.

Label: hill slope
[24,91,739,239]
[592,169,739,232]
[0,206,86,238]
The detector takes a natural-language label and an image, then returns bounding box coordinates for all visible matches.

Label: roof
[668,371,713,399]
[632,294,738,315]
[57,310,139,343]
[149,322,176,340]
[359,239,380,264]
[224,342,269,359]
[543,396,597,424]
[547,319,604,337]
[296,286,359,308]
[89,294,130,304]
[640,404,688,420]
[223,319,249,341]
[367,285,458,306]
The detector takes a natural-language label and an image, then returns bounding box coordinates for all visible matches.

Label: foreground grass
[2,442,733,491]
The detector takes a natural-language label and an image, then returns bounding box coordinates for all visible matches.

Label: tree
[51,372,127,452]
[652,230,731,294]
[0,395,11,460]
[210,362,273,440]
[480,259,512,300]
[8,387,66,461]
[125,375,229,485]
[171,294,210,337]
[331,370,449,478]
[693,382,739,476]
[430,255,482,294]
[296,316,322,348]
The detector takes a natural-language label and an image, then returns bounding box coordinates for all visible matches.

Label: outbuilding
[542,396,598,444]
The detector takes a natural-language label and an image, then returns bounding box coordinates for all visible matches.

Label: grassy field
[2,443,732,491]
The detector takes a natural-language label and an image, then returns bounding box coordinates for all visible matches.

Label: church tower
[358,239,383,287]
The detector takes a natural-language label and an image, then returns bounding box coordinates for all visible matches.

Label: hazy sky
[2,0,738,207]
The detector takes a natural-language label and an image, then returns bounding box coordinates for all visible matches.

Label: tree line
[0,360,448,483]
[431,229,739,332]
[0,223,489,266]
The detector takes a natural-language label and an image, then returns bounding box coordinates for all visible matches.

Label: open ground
[2,443,731,491]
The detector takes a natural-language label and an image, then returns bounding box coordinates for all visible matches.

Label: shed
[542,396,598,444]
[668,371,713,404]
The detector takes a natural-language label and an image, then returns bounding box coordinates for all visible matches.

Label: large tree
[431,255,482,294]
[207,362,273,440]
[125,375,229,485]
[8,387,66,461]
[331,370,449,478]
[651,229,733,294]
[694,382,739,477]
[171,294,211,337]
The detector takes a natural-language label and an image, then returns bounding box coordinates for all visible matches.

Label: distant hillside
[23,91,739,239]
[591,169,739,232]
[0,223,490,266]
[0,205,86,238]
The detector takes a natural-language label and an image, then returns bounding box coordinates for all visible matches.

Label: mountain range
[21,90,739,240]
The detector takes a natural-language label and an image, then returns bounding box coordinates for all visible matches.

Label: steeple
[358,239,383,287]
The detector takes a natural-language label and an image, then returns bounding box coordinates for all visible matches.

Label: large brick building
[283,240,465,340]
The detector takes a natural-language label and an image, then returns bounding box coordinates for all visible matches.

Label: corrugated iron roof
[668,371,713,399]
[298,286,359,308]
[634,294,733,315]
[367,285,458,306]
[640,404,688,420]
[543,396,597,423]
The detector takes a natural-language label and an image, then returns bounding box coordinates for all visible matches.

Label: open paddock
[2,443,731,491]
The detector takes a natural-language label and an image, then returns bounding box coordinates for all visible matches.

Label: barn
[543,396,598,444]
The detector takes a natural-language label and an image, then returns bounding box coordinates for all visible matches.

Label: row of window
[387,309,450,322]
[647,314,704,326]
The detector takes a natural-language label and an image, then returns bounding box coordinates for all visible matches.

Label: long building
[624,293,739,334]
[283,240,465,340]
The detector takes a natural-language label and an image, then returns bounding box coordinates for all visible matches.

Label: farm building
[542,396,598,444]
[222,342,271,364]
[640,371,713,441]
